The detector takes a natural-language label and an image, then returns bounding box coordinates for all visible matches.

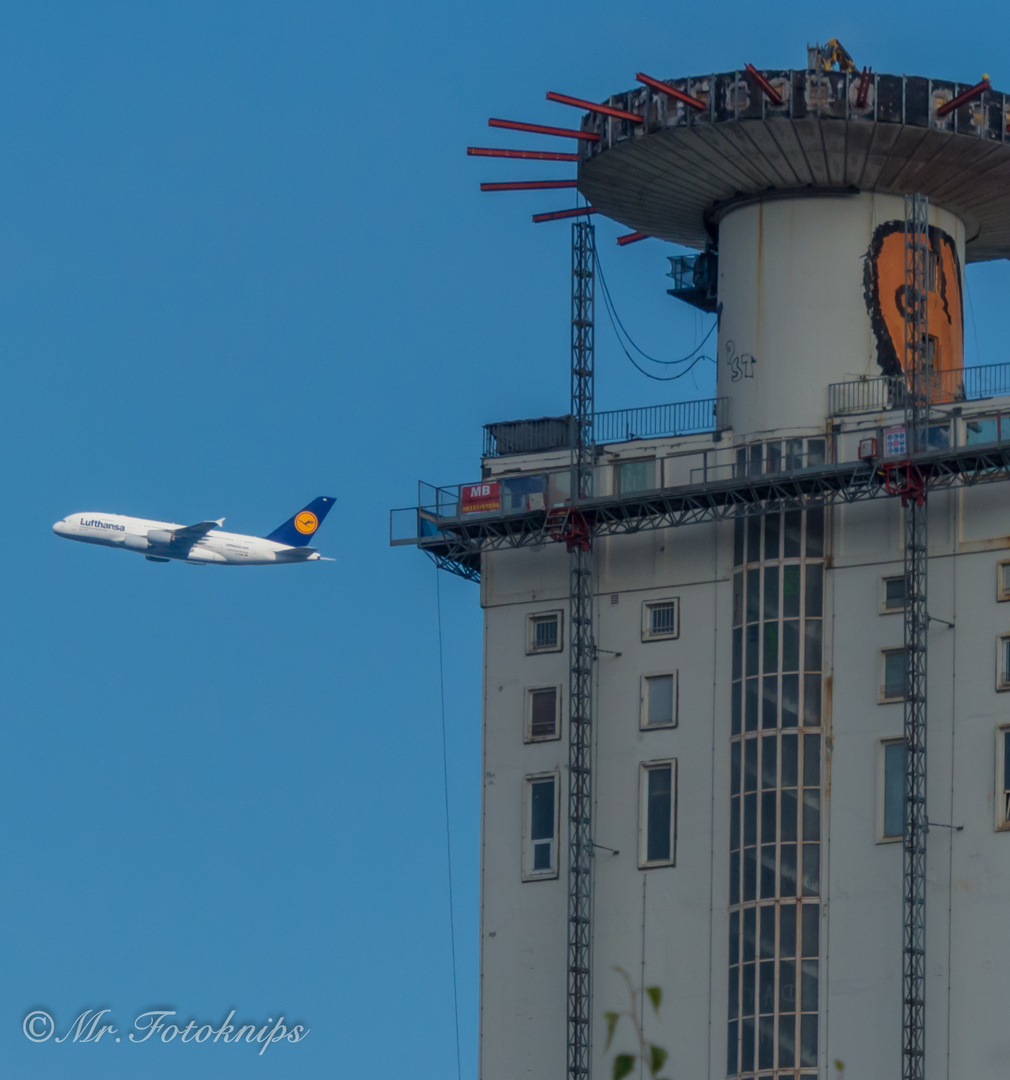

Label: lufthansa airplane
[52,496,335,565]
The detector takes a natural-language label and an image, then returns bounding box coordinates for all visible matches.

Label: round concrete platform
[577,69,1010,261]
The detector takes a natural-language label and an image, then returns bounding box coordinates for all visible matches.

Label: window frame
[522,771,561,881]
[615,457,657,496]
[996,727,1010,833]
[997,635,1010,692]
[998,561,1010,603]
[640,671,679,730]
[638,759,678,869]
[880,574,908,614]
[641,597,680,643]
[879,647,907,703]
[878,737,906,844]
[526,610,563,655]
[525,685,562,743]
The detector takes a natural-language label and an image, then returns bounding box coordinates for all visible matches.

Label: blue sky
[2,4,1008,1078]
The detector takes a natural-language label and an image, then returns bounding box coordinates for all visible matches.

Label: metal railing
[483,397,729,457]
[828,362,1010,415]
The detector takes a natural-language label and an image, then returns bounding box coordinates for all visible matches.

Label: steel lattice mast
[902,193,930,1080]
[567,221,595,1080]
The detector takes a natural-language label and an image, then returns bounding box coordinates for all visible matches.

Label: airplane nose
[52,519,68,536]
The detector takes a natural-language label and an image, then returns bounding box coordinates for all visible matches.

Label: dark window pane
[762,675,778,729]
[779,958,796,1012]
[780,843,797,897]
[742,1016,755,1072]
[801,903,820,957]
[646,674,674,726]
[783,620,800,672]
[761,734,778,789]
[731,794,741,851]
[763,621,779,673]
[885,649,907,699]
[782,674,799,728]
[766,441,782,473]
[743,847,757,901]
[760,962,775,1016]
[804,619,822,672]
[747,514,761,563]
[533,842,551,870]
[530,688,558,738]
[732,681,742,735]
[783,564,801,617]
[747,567,761,623]
[734,513,744,566]
[759,1014,775,1069]
[778,1013,796,1069]
[744,793,757,846]
[807,438,825,466]
[803,789,821,842]
[806,507,824,557]
[885,575,907,610]
[884,742,905,837]
[765,511,781,561]
[760,844,776,898]
[780,904,796,957]
[1002,730,1008,791]
[800,1014,818,1067]
[784,509,802,557]
[728,964,739,1020]
[746,625,760,676]
[761,790,776,843]
[781,788,798,843]
[531,779,554,840]
[804,734,821,787]
[733,571,743,626]
[805,563,823,617]
[745,738,758,792]
[730,850,740,905]
[646,767,672,862]
[803,674,821,726]
[764,565,779,623]
[786,437,804,470]
[760,904,775,958]
[743,907,756,961]
[782,734,798,786]
[729,910,740,964]
[727,1019,738,1076]
[802,844,819,896]
[746,678,759,731]
[731,740,741,792]
[801,958,819,1012]
[733,628,742,681]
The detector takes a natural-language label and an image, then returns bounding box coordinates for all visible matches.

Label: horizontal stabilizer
[273,545,318,562]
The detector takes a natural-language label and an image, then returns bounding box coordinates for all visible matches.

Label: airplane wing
[172,518,225,544]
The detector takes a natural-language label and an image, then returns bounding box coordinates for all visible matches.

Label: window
[523,773,559,880]
[882,574,907,612]
[879,738,906,842]
[997,728,1010,832]
[639,760,677,868]
[997,635,1010,692]
[641,672,678,729]
[617,459,655,495]
[526,686,561,742]
[642,598,680,642]
[527,610,563,654]
[880,648,907,703]
[998,562,1010,603]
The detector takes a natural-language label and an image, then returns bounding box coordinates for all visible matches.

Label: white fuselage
[52,513,322,565]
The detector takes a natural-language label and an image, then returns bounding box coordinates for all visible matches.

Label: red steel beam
[936,78,990,117]
[481,180,578,192]
[489,117,600,142]
[532,206,599,223]
[616,232,648,246]
[743,64,783,106]
[636,72,706,111]
[467,146,580,162]
[545,91,643,123]
[855,66,873,109]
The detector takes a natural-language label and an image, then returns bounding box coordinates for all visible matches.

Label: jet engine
[122,534,151,552]
[147,529,175,547]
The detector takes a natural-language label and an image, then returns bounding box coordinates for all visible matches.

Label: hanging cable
[435,568,463,1080]
[592,234,717,366]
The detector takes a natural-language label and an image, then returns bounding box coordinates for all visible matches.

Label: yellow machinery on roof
[809,39,857,74]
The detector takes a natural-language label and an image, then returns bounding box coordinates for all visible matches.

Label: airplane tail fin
[264,496,335,547]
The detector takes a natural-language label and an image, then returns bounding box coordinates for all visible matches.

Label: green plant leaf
[603,1012,619,1052]
[649,1044,668,1076]
[613,1053,636,1080]
[646,986,662,1013]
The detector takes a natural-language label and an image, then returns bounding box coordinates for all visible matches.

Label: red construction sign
[461,482,500,514]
